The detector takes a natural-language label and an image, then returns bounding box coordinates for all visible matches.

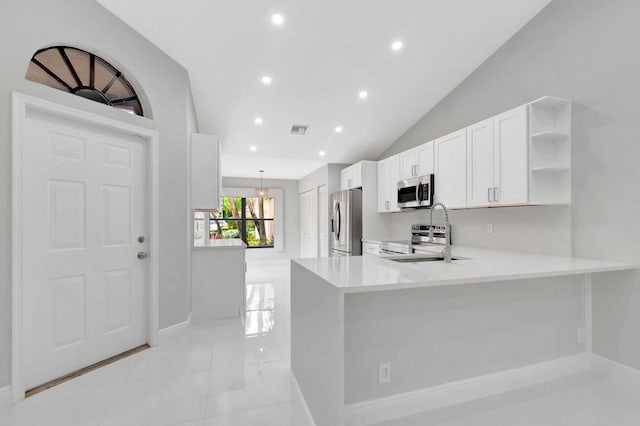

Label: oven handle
[380,248,404,255]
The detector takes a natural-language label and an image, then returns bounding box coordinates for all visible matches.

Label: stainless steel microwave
[397,175,434,209]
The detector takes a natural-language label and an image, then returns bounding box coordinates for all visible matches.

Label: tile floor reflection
[0,259,312,426]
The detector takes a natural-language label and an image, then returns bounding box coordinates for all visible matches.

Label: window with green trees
[210,196,275,248]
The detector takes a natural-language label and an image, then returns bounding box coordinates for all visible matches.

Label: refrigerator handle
[336,203,342,241]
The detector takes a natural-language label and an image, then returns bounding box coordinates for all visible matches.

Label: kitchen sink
[389,256,460,263]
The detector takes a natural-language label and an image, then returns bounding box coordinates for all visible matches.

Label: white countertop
[193,239,246,249]
[292,246,637,294]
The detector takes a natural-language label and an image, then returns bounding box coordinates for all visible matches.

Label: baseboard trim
[292,372,317,426]
[158,312,192,344]
[591,354,640,386]
[344,353,590,426]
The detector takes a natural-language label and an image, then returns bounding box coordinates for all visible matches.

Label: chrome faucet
[428,202,452,263]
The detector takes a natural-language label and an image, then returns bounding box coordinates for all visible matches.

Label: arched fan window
[25,46,144,116]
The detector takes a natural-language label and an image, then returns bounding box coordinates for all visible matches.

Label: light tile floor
[0,259,313,426]
[2,259,639,426]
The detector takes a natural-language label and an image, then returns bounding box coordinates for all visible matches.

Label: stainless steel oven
[397,174,434,209]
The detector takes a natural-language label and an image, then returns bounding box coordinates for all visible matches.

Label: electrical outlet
[577,328,586,344]
[486,224,494,234]
[379,362,391,384]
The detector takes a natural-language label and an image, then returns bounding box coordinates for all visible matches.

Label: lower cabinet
[191,245,246,323]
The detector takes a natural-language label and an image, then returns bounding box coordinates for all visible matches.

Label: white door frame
[11,92,160,402]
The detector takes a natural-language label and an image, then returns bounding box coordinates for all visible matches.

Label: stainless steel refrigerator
[330,188,363,257]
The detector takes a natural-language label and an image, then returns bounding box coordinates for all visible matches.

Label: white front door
[21,108,148,390]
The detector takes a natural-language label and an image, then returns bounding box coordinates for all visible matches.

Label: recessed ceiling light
[319,151,326,157]
[391,40,404,51]
[250,146,257,151]
[261,75,272,85]
[254,117,263,125]
[358,91,368,99]
[271,13,285,26]
[335,126,343,133]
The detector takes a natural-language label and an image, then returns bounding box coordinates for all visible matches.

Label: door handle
[137,251,149,260]
[493,187,499,202]
[487,188,492,203]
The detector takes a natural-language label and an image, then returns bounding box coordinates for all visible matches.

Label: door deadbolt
[137,235,145,243]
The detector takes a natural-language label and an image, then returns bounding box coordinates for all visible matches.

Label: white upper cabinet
[378,154,401,213]
[493,105,528,205]
[466,118,495,207]
[416,142,434,176]
[400,141,434,179]
[434,129,467,209]
[191,133,221,209]
[341,162,363,190]
[466,105,528,207]
[375,97,570,211]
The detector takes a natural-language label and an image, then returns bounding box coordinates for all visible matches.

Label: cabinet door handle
[385,201,390,210]
[493,187,499,202]
[348,178,352,188]
[487,188,492,203]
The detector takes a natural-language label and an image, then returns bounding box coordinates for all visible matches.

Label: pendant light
[255,170,269,197]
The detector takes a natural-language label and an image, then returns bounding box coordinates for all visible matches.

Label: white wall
[344,275,585,403]
[222,177,300,260]
[298,163,348,195]
[0,0,196,386]
[379,0,640,370]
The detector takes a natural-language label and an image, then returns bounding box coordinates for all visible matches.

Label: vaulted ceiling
[97,0,551,179]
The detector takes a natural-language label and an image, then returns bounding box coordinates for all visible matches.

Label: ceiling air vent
[291,124,308,135]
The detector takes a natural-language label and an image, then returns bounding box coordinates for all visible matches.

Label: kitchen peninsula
[291,247,636,426]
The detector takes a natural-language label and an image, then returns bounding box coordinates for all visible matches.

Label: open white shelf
[530,131,570,141]
[528,97,571,205]
[531,166,570,172]
[529,96,570,109]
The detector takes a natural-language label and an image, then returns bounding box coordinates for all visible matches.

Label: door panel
[330,191,349,253]
[318,186,329,257]
[22,109,147,389]
[400,149,417,180]
[416,141,434,176]
[299,189,317,258]
[377,159,390,212]
[434,129,467,208]
[467,118,494,207]
[494,106,528,205]
[389,155,401,211]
